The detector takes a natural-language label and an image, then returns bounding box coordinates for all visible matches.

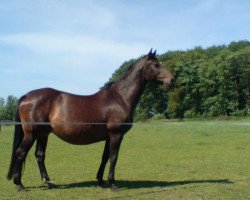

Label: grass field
[0,120,250,200]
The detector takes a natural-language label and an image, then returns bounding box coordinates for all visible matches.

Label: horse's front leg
[108,132,123,190]
[96,139,110,186]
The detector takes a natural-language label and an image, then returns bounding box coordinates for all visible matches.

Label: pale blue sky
[0,0,249,98]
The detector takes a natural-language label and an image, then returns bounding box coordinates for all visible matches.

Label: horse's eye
[155,64,160,68]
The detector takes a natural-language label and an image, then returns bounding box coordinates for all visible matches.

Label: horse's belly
[52,125,108,145]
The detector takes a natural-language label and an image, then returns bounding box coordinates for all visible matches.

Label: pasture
[0,120,249,200]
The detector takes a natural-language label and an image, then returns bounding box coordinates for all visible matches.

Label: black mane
[100,53,155,91]
[101,60,138,90]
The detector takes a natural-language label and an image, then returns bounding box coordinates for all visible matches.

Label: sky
[0,0,249,98]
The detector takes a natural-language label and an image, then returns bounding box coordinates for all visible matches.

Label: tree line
[1,40,249,121]
[106,40,250,120]
[0,95,18,121]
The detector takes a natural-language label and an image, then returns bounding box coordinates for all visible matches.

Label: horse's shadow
[28,179,233,190]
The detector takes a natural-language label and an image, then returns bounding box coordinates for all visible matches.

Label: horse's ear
[153,50,157,57]
[147,48,156,59]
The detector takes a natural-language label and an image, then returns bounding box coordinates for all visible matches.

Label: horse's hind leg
[35,135,55,188]
[96,139,110,186]
[13,134,35,191]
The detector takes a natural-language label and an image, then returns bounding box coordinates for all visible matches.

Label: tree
[0,97,4,108]
[0,95,18,121]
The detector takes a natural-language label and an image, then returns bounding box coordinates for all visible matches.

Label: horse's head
[143,49,174,88]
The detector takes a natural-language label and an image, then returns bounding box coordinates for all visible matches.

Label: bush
[151,113,166,120]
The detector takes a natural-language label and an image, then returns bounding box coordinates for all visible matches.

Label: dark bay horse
[7,49,174,191]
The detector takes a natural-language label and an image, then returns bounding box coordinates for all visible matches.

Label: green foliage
[166,88,185,118]
[0,95,18,120]
[104,40,250,119]
[200,47,250,117]
[133,106,149,121]
[136,82,168,118]
[0,97,4,108]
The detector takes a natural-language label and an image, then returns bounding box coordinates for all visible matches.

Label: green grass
[0,120,250,199]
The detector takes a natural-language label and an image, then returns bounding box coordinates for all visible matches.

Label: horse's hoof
[97,179,106,188]
[45,181,57,189]
[16,184,29,192]
[110,184,119,192]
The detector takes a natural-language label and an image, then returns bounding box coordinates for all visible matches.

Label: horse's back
[24,87,61,100]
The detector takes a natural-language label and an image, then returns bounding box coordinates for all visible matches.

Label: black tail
[7,96,26,180]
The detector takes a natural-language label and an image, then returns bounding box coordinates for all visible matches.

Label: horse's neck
[115,65,146,113]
